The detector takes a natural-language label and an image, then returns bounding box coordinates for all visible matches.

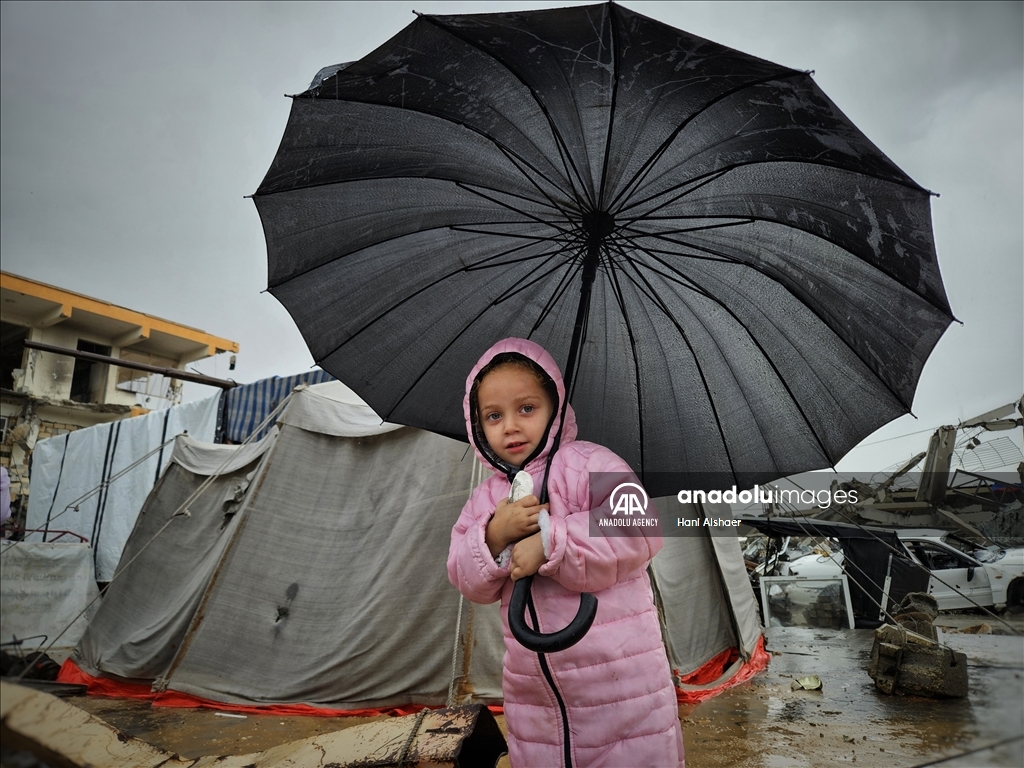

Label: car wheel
[1006,577,1024,614]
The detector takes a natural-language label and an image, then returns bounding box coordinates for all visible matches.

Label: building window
[116,349,177,403]
[0,322,28,391]
[70,341,110,403]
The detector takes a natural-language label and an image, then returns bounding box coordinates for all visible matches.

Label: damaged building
[0,271,238,529]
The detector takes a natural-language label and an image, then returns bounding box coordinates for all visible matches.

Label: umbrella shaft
[539,247,598,508]
[565,246,599,397]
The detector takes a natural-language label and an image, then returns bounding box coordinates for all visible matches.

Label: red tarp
[60,637,770,716]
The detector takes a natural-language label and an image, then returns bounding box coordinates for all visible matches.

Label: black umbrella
[254,3,954,647]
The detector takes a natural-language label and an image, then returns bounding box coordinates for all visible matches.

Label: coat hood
[464,337,577,480]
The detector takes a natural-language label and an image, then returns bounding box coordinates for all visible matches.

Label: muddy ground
[4,618,1022,767]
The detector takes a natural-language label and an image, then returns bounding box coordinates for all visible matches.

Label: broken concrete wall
[1,394,130,528]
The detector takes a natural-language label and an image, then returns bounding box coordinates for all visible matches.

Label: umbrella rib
[420,14,596,212]
[619,219,756,238]
[530,256,584,336]
[622,201,954,320]
[457,237,570,269]
[603,239,740,481]
[626,225,918,363]
[454,177,572,218]
[609,238,743,266]
[448,226,554,241]
[449,226,572,247]
[455,182,576,237]
[258,172,559,214]
[464,249,574,272]
[614,167,733,220]
[378,263,565,425]
[618,229,914,418]
[311,244,565,360]
[621,227,877,367]
[270,221,555,289]
[547,113,597,212]
[615,155,932,221]
[618,229,749,261]
[257,172,569,216]
[607,70,807,212]
[596,3,620,212]
[494,144,585,224]
[380,306,504,426]
[619,244,839,466]
[601,252,645,477]
[493,250,581,305]
[285,90,580,207]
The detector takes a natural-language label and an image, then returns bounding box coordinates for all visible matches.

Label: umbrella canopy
[254,2,954,497]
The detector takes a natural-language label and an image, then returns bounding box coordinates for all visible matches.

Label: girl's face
[476,364,553,467]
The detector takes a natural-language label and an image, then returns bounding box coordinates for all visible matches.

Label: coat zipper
[527,593,573,767]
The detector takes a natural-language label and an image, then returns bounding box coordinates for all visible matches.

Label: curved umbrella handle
[509,576,598,653]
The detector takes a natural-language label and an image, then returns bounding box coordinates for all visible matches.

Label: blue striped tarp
[223,369,335,443]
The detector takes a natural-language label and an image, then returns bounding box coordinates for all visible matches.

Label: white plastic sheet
[26,394,220,580]
[1,541,100,653]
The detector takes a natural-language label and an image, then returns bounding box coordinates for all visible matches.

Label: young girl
[448,338,685,768]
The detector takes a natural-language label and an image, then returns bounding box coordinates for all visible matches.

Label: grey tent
[64,383,765,710]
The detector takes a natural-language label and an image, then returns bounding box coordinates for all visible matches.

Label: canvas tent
[24,370,339,582]
[61,382,767,711]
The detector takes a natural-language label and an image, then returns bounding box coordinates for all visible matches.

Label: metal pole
[23,340,237,390]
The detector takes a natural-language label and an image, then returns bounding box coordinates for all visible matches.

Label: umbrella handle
[509,576,598,653]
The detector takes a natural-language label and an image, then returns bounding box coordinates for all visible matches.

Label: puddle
[67,697,376,759]
[680,627,1022,767]
[57,627,1024,767]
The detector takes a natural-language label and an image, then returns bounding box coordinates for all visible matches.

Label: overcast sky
[2,1,1021,473]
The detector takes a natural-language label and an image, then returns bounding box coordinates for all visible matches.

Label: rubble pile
[868,592,968,698]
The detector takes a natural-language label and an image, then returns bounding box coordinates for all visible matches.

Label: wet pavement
[680,626,1023,768]
[15,624,1024,767]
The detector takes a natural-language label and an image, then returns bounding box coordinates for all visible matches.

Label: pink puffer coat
[448,338,685,768]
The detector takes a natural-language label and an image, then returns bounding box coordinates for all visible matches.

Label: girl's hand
[485,495,545,557]
[510,533,546,581]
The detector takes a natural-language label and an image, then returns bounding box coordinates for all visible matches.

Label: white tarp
[26,394,220,580]
[1,541,100,653]
[278,381,402,437]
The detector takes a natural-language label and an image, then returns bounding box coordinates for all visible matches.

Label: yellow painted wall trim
[1,271,238,353]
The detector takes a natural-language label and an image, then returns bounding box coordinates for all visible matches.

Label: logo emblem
[610,482,648,516]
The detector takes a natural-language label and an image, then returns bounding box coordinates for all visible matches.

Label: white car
[781,530,1024,612]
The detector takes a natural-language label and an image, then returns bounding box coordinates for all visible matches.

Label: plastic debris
[791,674,823,691]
